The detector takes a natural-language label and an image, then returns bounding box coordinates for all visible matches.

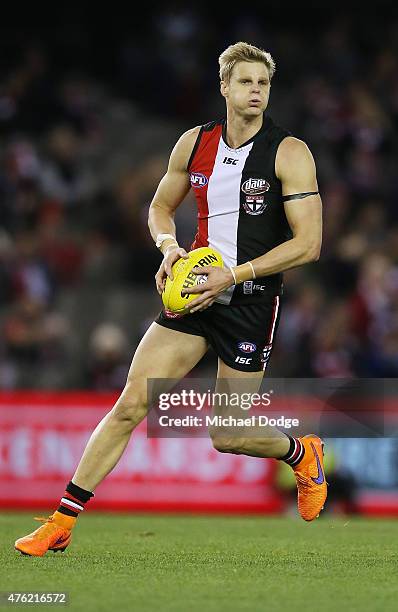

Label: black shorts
[155,296,282,372]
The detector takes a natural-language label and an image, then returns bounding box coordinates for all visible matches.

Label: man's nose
[251,83,260,92]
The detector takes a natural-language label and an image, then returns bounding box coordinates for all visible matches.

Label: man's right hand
[155,245,189,295]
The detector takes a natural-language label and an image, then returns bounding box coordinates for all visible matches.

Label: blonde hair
[219,41,276,83]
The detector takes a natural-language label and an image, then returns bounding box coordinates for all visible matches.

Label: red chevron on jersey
[189,122,222,250]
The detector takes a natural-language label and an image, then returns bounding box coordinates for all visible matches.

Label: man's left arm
[245,136,322,279]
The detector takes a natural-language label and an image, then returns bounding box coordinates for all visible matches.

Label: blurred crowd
[0,9,397,389]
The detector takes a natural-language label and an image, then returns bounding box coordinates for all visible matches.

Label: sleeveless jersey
[187,115,291,305]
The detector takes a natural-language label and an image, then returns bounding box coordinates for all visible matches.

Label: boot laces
[31,515,59,542]
[34,515,54,524]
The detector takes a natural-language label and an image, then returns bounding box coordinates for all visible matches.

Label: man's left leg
[209,359,327,521]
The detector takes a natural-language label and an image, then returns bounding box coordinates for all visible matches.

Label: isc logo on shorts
[190,172,208,188]
[238,341,257,353]
[235,356,252,365]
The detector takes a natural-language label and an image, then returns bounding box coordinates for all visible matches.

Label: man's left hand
[181,266,235,313]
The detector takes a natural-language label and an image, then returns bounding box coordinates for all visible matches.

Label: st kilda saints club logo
[241,178,270,215]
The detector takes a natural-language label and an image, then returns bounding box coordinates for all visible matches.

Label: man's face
[221,61,271,116]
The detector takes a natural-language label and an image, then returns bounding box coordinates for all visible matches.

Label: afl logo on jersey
[190,172,208,188]
[241,178,270,195]
[238,341,257,353]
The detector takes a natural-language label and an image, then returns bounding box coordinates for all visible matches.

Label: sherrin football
[162,246,223,314]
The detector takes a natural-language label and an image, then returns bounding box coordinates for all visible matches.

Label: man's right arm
[148,126,200,253]
[148,126,200,293]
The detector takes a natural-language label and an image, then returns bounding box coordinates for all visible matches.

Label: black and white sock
[57,481,94,518]
[280,436,305,467]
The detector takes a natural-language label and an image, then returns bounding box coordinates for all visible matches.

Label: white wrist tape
[248,261,256,279]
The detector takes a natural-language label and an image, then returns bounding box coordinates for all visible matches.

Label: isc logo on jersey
[190,173,208,188]
[243,281,267,294]
[162,246,223,314]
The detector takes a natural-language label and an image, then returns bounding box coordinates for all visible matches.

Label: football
[162,246,223,313]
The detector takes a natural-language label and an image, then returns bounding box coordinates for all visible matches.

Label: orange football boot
[293,435,327,521]
[14,515,72,557]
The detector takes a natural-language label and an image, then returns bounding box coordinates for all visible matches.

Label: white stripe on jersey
[207,138,253,305]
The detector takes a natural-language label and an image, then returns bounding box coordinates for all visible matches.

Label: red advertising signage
[0,392,281,513]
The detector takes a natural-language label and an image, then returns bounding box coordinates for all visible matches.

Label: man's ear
[220,80,228,99]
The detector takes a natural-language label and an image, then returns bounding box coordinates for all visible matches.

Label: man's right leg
[15,323,208,556]
[72,323,207,491]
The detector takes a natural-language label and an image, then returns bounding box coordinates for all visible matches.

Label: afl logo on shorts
[190,172,208,188]
[238,341,257,353]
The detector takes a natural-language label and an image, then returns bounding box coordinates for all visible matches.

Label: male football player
[15,42,326,556]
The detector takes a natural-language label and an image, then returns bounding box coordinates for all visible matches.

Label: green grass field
[1,512,397,612]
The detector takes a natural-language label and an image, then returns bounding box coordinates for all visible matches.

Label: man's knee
[111,380,149,427]
[211,436,243,454]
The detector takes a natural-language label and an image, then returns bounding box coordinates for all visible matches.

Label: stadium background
[0,6,397,516]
